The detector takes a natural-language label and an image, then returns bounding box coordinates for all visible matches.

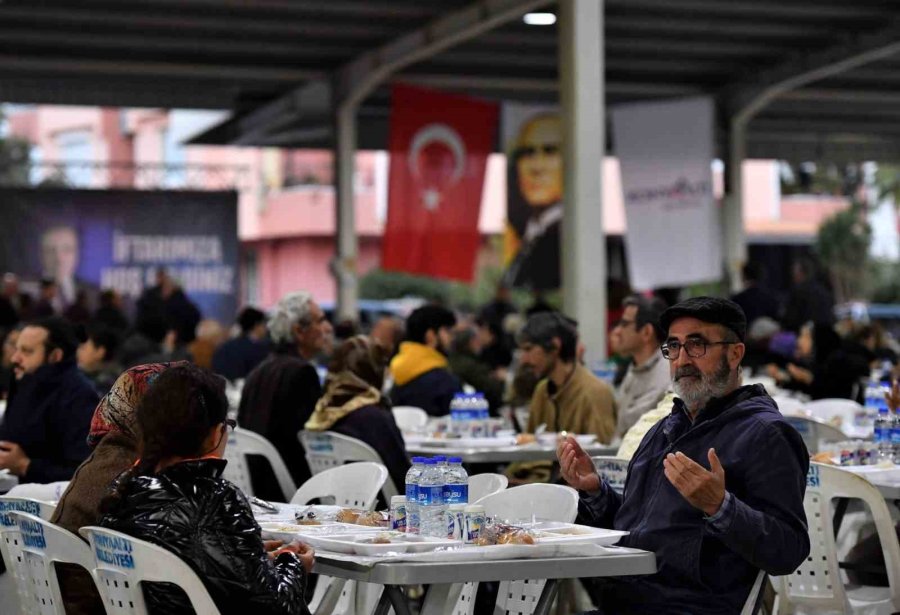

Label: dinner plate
[297,531,459,555]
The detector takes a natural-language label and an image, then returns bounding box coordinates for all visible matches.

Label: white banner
[612,97,721,290]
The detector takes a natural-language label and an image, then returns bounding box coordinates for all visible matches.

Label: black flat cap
[659,296,747,342]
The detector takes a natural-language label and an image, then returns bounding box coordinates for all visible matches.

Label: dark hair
[327,335,389,391]
[85,324,120,362]
[39,278,56,290]
[103,364,228,510]
[741,262,766,284]
[99,289,117,308]
[516,312,578,361]
[28,316,81,361]
[622,294,667,342]
[451,326,478,355]
[405,305,456,344]
[237,306,266,334]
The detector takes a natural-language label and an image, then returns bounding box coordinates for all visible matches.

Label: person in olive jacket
[101,364,314,615]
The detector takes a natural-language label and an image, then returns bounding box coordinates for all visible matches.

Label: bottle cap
[449,457,462,463]
[423,458,437,465]
[433,455,447,462]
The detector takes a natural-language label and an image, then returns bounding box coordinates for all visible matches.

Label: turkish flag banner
[382,84,499,282]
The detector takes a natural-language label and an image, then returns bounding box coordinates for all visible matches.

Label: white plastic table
[313,548,656,615]
[405,442,618,464]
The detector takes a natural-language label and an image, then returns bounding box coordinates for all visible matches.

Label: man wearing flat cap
[558,296,810,615]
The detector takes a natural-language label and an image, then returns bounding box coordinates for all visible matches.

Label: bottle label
[892,427,900,445]
[875,426,887,443]
[443,484,469,505]
[417,485,443,506]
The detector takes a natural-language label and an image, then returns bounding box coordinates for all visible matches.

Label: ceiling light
[523,12,556,26]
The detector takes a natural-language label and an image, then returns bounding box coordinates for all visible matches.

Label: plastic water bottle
[472,393,490,438]
[443,457,469,507]
[418,459,447,538]
[405,457,425,534]
[450,394,469,436]
[891,409,900,464]
[864,380,883,429]
[875,408,894,463]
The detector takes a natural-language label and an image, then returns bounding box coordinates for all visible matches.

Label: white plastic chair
[772,395,808,417]
[7,511,95,615]
[289,462,386,509]
[0,496,57,615]
[804,399,864,434]
[774,463,900,615]
[782,415,848,454]
[80,525,222,615]
[449,484,578,615]
[223,426,297,502]
[592,456,629,494]
[298,430,399,500]
[391,406,428,431]
[467,473,508,503]
[741,570,767,615]
[290,462,387,615]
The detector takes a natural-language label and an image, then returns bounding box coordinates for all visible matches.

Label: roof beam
[241,0,554,140]
[725,20,900,124]
[606,0,888,21]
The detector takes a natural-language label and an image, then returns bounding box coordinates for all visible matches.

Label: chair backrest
[803,398,864,432]
[469,484,579,615]
[739,570,767,615]
[782,415,847,454]
[592,456,629,494]
[0,496,58,614]
[223,427,297,501]
[771,395,807,417]
[467,473,508,503]
[779,463,900,613]
[80,526,222,615]
[290,462,387,509]
[7,511,95,615]
[391,406,428,431]
[298,430,399,499]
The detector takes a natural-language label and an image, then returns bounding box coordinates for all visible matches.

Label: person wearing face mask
[238,291,333,498]
[306,336,409,499]
[0,316,99,483]
[389,305,463,417]
[519,312,616,444]
[100,364,313,615]
[557,297,810,615]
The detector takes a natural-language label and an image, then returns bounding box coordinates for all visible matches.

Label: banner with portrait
[502,103,562,291]
[0,188,238,323]
[611,96,722,290]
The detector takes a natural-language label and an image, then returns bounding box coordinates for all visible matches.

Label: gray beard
[673,355,734,413]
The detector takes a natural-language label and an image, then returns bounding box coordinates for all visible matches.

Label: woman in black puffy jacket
[100,363,313,615]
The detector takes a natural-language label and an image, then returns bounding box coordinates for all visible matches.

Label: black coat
[238,350,322,499]
[328,404,411,501]
[390,368,462,417]
[0,359,98,483]
[100,458,309,615]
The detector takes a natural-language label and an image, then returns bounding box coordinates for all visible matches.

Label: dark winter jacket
[329,404,411,501]
[238,350,322,498]
[390,368,462,417]
[100,458,309,615]
[580,385,810,615]
[0,359,99,483]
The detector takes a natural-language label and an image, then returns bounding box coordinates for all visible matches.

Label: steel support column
[559,0,606,362]
[333,103,358,322]
[724,120,747,293]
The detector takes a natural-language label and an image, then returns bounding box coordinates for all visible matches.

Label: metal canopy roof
[3,0,900,161]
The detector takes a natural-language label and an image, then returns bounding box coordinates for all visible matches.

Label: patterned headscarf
[86,362,185,447]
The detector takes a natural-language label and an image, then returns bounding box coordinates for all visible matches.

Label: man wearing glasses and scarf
[558,297,810,615]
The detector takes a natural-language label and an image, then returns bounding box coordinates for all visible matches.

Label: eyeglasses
[224,418,237,431]
[660,339,737,361]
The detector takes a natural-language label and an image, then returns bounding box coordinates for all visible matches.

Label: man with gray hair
[238,291,333,497]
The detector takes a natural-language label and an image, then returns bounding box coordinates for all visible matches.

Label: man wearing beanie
[558,296,810,615]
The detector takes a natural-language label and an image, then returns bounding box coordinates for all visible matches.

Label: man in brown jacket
[520,312,616,443]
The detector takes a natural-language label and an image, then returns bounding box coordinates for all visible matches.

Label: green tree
[814,201,872,303]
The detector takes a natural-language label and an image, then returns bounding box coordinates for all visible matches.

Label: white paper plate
[260,521,385,542]
[530,522,628,546]
[415,437,517,449]
[300,532,459,555]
